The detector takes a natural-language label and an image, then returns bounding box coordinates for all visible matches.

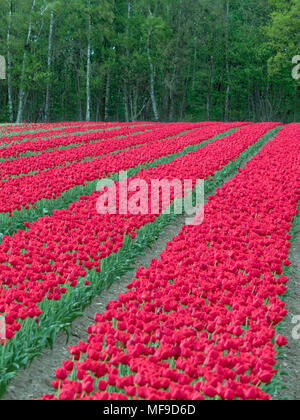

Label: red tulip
[275,335,288,347]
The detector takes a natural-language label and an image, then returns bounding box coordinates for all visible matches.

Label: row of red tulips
[0,123,219,180]
[0,123,43,135]
[0,122,217,160]
[0,122,278,342]
[40,123,299,400]
[0,121,122,133]
[0,121,141,143]
[0,121,94,136]
[0,122,161,159]
[0,122,249,214]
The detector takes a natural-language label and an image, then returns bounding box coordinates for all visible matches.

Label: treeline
[0,0,299,123]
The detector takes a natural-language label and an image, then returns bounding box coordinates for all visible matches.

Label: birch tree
[16,0,36,123]
[146,3,161,122]
[6,0,14,122]
[224,0,231,122]
[44,9,54,122]
[86,0,91,122]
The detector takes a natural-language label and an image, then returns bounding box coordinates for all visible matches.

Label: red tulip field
[0,121,299,401]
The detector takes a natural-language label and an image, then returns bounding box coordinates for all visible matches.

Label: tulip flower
[275,335,288,347]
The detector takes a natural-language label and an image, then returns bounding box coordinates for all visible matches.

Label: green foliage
[265,0,300,76]
[0,0,299,123]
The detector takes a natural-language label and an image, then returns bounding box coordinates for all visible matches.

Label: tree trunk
[16,0,36,123]
[132,84,138,121]
[96,100,100,121]
[124,81,129,122]
[224,0,230,122]
[180,73,189,120]
[126,0,131,52]
[163,75,169,120]
[44,10,54,122]
[169,80,175,122]
[86,0,91,122]
[191,38,197,91]
[7,0,14,123]
[123,0,131,121]
[147,29,160,122]
[294,85,298,122]
[169,0,183,122]
[207,56,214,121]
[251,93,257,122]
[117,87,121,121]
[104,65,111,121]
[76,68,82,121]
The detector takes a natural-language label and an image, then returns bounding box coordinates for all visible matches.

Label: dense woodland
[0,0,299,123]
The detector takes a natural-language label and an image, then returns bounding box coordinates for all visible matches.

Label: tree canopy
[0,0,299,123]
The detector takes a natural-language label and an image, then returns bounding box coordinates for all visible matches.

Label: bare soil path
[275,231,300,400]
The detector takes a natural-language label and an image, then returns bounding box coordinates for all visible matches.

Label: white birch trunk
[147,29,160,122]
[224,0,230,122]
[86,0,91,122]
[124,81,129,122]
[16,0,36,123]
[124,0,131,121]
[44,10,54,122]
[7,0,14,122]
[104,65,111,121]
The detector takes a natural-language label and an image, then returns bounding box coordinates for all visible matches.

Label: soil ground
[275,232,300,400]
